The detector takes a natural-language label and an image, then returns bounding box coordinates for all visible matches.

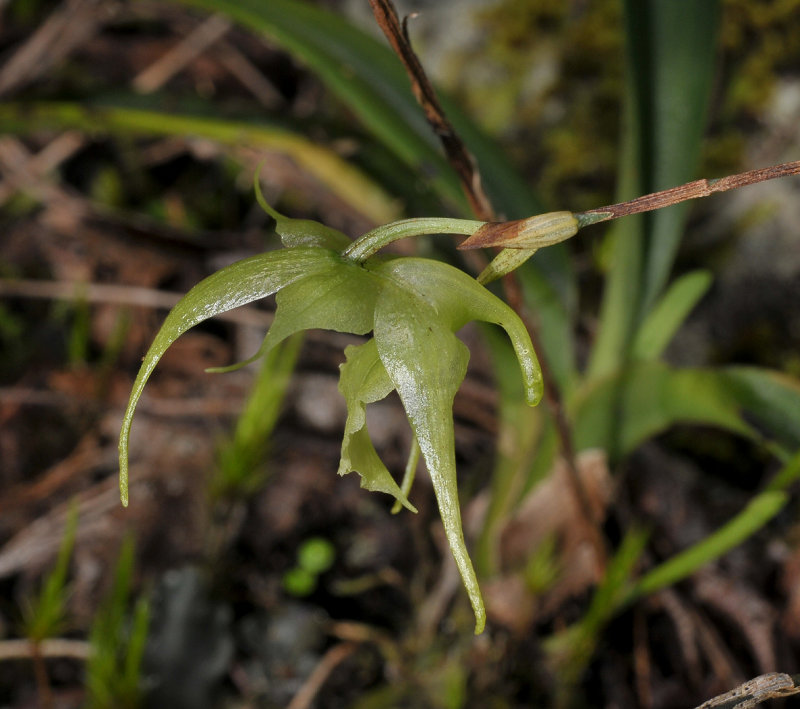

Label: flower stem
[577,160,800,225]
[343,217,484,262]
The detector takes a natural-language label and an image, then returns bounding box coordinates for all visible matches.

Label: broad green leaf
[371,257,542,406]
[119,247,341,505]
[576,363,800,463]
[372,283,485,633]
[337,340,416,513]
[575,361,754,459]
[0,101,399,226]
[632,269,712,360]
[719,367,800,453]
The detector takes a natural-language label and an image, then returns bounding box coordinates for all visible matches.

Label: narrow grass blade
[633,0,720,313]
[175,0,466,210]
[0,101,399,225]
[632,269,712,360]
[22,504,79,642]
[212,333,304,500]
[545,528,648,692]
[589,0,720,377]
[628,452,800,605]
[631,487,792,600]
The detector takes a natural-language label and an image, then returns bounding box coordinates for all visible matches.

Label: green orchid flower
[118,196,544,633]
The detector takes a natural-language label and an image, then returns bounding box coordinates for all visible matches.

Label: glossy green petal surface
[337,340,416,512]
[372,281,485,633]
[214,255,379,374]
[119,247,340,505]
[372,257,542,406]
[271,263,377,339]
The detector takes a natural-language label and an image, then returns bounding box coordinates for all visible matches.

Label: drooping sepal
[372,282,486,633]
[337,340,417,513]
[118,247,341,506]
[254,164,352,250]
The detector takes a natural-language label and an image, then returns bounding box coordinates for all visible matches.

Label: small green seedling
[282,537,336,597]
[22,505,78,642]
[85,537,149,709]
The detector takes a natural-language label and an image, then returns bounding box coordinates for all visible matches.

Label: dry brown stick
[133,13,232,93]
[286,643,357,709]
[0,0,115,97]
[0,638,91,662]
[367,0,493,221]
[30,641,54,709]
[368,0,604,564]
[693,673,800,709]
[633,609,653,709]
[0,278,273,328]
[579,160,800,223]
[216,41,285,109]
[0,134,86,206]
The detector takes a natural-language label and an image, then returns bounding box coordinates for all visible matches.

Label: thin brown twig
[368,0,605,566]
[30,641,54,709]
[216,41,285,109]
[0,638,91,662]
[133,13,232,93]
[0,278,273,328]
[579,160,800,224]
[286,643,357,709]
[693,673,800,709]
[367,0,493,221]
[0,0,116,97]
[0,134,86,207]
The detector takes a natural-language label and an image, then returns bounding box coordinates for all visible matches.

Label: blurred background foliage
[1,0,800,707]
